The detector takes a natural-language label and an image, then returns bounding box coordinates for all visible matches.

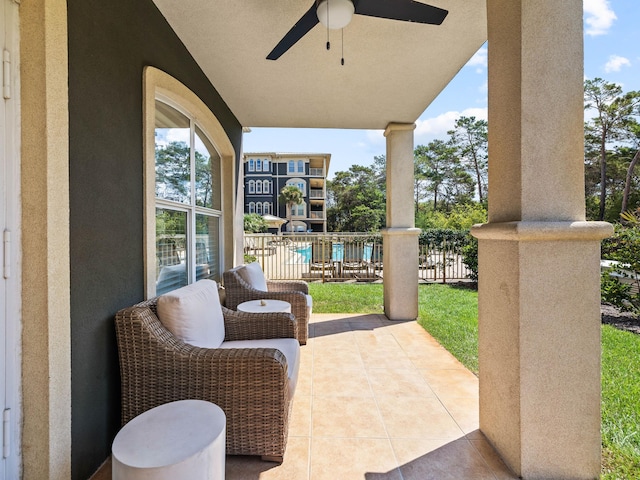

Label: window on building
[256,159,262,171]
[285,178,306,196]
[154,100,221,295]
[291,202,306,217]
[264,202,271,215]
[248,159,255,172]
[288,160,295,173]
[248,180,255,194]
[249,202,255,214]
[263,180,270,194]
[297,160,304,173]
[263,159,270,172]
[256,181,262,194]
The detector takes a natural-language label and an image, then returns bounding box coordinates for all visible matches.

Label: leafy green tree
[279,185,304,232]
[243,213,268,233]
[155,140,213,207]
[155,141,191,203]
[621,122,640,215]
[448,116,488,203]
[414,140,474,212]
[327,165,385,232]
[584,78,640,220]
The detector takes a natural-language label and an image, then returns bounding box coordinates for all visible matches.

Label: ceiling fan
[266,0,448,61]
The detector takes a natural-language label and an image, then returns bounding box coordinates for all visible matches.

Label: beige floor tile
[290,395,312,437]
[377,396,464,439]
[310,437,401,480]
[361,349,416,370]
[392,437,497,480]
[420,369,479,398]
[312,366,372,397]
[225,436,310,480]
[440,396,480,434]
[220,313,512,479]
[313,348,364,370]
[409,352,467,370]
[354,331,402,349]
[469,435,519,480]
[367,368,435,399]
[312,396,387,438]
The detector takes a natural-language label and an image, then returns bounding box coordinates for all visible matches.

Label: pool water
[295,243,373,263]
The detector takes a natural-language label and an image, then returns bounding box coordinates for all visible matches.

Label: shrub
[461,237,478,281]
[243,213,268,233]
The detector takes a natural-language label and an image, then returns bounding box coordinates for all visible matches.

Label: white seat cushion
[238,262,268,292]
[219,338,300,397]
[156,280,225,349]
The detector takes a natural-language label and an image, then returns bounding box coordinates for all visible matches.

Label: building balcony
[309,168,324,177]
[309,189,324,199]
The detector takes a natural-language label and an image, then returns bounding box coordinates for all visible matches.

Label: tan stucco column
[21,1,72,478]
[472,1,612,478]
[383,123,420,320]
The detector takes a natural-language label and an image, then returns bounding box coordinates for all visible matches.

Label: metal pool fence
[243,231,474,283]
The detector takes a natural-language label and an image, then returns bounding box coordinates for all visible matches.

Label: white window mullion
[188,121,197,285]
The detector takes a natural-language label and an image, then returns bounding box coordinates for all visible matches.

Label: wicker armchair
[115,295,298,462]
[223,264,311,345]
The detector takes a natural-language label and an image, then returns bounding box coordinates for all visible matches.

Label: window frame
[144,67,236,298]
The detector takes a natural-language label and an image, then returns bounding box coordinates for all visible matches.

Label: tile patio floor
[226,313,516,480]
[93,312,517,480]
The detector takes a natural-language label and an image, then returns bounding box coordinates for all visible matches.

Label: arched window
[263,159,270,172]
[263,180,270,194]
[256,181,262,194]
[288,160,295,173]
[263,202,271,214]
[145,67,236,298]
[248,202,255,214]
[256,159,262,171]
[285,178,306,196]
[248,159,255,172]
[297,160,304,173]
[248,180,255,194]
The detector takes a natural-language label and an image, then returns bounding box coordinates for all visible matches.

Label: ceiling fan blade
[354,0,448,25]
[267,3,320,60]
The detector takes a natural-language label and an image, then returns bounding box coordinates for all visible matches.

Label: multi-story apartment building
[243,152,331,233]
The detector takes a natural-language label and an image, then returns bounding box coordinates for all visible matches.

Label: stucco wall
[67,1,242,477]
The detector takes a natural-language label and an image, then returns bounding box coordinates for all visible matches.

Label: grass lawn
[308,282,640,478]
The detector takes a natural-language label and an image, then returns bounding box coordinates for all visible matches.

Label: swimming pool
[295,243,373,263]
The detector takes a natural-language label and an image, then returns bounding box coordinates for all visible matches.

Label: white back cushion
[156,279,225,348]
[238,262,268,291]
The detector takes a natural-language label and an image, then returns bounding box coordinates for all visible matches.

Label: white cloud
[584,0,616,36]
[415,107,488,139]
[604,54,631,73]
[466,46,487,72]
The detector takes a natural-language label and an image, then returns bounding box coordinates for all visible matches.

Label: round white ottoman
[112,400,226,479]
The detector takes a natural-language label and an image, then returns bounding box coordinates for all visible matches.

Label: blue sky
[243,0,640,178]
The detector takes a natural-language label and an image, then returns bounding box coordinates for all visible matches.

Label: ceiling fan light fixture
[317,0,354,29]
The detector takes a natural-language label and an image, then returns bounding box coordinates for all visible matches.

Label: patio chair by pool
[223,262,311,345]
[309,240,335,278]
[342,242,370,277]
[114,279,299,463]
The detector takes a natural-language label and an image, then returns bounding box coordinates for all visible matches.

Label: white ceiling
[152,0,487,129]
